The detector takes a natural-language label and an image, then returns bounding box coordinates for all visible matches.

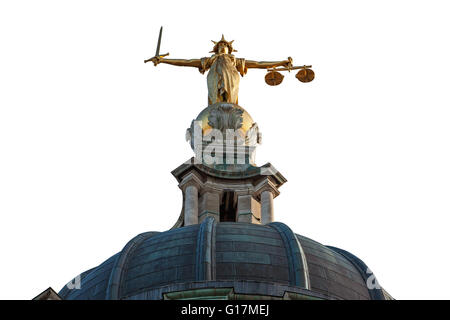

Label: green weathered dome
[58,218,390,300]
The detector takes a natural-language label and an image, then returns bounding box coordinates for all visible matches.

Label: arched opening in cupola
[220,191,237,222]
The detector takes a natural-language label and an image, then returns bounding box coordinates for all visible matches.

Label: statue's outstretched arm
[246,57,293,70]
[147,56,202,68]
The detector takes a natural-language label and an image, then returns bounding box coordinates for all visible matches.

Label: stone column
[184,185,199,226]
[237,194,261,224]
[199,191,220,223]
[178,171,203,227]
[260,190,274,225]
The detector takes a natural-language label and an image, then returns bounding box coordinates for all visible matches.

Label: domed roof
[58,218,390,300]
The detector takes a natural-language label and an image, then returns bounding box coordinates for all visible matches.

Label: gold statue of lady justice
[146,34,293,105]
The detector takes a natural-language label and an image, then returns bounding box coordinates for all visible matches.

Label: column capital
[179,170,204,192]
[254,177,280,199]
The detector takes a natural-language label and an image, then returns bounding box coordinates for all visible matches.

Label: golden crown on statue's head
[210,35,237,53]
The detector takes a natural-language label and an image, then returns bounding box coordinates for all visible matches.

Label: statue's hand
[286,57,293,70]
[151,56,162,66]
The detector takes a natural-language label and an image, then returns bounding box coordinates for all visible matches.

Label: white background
[1,0,449,300]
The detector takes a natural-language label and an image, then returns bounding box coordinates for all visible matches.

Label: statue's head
[211,35,237,54]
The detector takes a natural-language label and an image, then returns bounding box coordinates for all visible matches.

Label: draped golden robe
[200,54,247,105]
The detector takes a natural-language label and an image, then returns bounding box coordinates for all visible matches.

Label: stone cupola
[171,102,286,229]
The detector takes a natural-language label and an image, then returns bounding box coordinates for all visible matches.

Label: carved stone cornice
[200,181,224,197]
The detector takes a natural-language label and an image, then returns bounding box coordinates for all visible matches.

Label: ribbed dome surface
[59,218,387,300]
